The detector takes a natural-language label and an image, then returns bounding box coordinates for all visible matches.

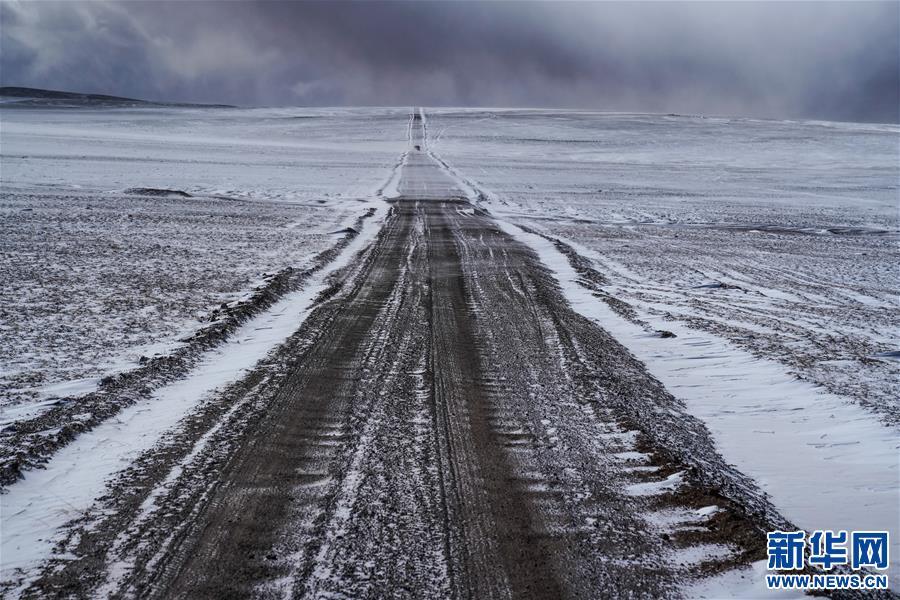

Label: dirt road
[14,113,792,599]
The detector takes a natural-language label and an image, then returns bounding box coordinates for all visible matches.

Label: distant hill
[0,86,233,108]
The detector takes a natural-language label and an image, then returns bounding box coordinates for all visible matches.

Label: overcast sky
[1,1,897,122]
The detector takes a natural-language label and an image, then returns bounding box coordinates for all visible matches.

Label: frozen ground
[2,116,789,598]
[0,107,408,420]
[1,106,897,598]
[426,108,900,587]
[1,106,409,202]
[426,109,900,423]
[497,217,900,588]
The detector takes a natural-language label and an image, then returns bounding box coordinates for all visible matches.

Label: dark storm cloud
[1,1,897,122]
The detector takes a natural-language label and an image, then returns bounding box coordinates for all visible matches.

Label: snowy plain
[1,107,409,419]
[497,218,900,589]
[426,109,899,421]
[0,200,390,589]
[426,108,900,588]
[0,104,408,592]
[1,105,897,595]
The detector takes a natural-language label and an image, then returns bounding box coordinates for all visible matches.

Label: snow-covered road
[1,107,896,598]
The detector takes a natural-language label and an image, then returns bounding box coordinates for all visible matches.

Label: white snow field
[426,109,899,420]
[0,106,409,419]
[426,108,900,588]
[0,201,390,591]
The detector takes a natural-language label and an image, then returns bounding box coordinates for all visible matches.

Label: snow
[1,106,410,201]
[2,105,896,595]
[667,543,735,567]
[496,217,900,590]
[379,151,407,198]
[625,471,685,496]
[0,199,389,590]
[0,106,409,419]
[696,505,720,518]
[426,109,900,422]
[426,110,898,590]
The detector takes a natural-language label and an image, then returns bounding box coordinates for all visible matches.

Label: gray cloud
[1,1,897,122]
